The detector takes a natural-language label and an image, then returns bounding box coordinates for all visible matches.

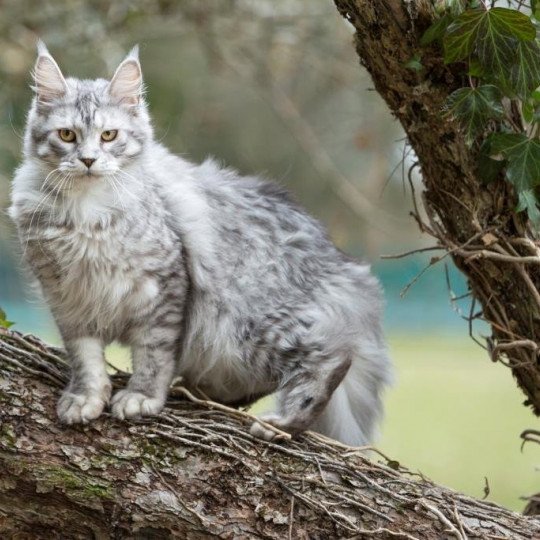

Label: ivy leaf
[488,133,525,155]
[480,8,536,41]
[444,85,504,144]
[421,13,454,46]
[532,1,540,21]
[444,8,536,66]
[489,133,540,191]
[468,57,485,78]
[477,138,505,184]
[475,9,536,82]
[505,40,540,99]
[444,10,484,63]
[521,100,540,124]
[404,53,423,71]
[523,100,534,123]
[517,189,540,224]
[0,307,14,329]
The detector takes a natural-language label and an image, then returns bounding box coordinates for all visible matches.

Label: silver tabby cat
[9,42,392,445]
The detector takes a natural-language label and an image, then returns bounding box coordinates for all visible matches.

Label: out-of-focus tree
[0,0,411,253]
[333,0,540,430]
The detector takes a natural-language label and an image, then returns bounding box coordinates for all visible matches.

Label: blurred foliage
[0,1,412,275]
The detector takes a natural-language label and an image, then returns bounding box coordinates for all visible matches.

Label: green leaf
[444,8,536,67]
[475,31,516,82]
[0,307,14,329]
[533,1,540,21]
[488,133,525,155]
[475,9,536,83]
[444,85,504,144]
[477,138,505,183]
[521,100,540,124]
[487,133,540,223]
[517,189,540,224]
[467,57,485,78]
[444,10,484,63]
[404,53,423,71]
[421,14,454,46]
[488,133,540,191]
[505,40,540,99]
[523,101,534,123]
[482,8,536,41]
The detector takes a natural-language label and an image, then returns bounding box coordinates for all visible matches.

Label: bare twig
[170,385,292,441]
[418,500,466,540]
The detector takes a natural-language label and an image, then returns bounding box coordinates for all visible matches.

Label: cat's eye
[101,130,118,142]
[58,129,76,143]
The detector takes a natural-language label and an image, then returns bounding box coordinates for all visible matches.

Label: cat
[9,42,392,445]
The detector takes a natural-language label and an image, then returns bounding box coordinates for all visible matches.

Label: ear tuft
[36,39,49,57]
[127,44,139,60]
[32,41,68,104]
[108,47,143,106]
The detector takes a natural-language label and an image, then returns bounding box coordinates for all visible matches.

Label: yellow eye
[58,129,76,142]
[101,130,118,142]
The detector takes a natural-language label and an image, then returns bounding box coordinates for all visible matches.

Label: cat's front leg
[111,326,178,420]
[57,337,112,424]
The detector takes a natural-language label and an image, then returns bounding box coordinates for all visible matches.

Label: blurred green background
[0,0,536,510]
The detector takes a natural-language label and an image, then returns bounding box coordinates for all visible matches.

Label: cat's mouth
[76,170,101,180]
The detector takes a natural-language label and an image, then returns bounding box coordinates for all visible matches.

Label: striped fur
[9,44,392,444]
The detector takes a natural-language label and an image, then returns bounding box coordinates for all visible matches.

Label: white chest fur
[30,224,160,336]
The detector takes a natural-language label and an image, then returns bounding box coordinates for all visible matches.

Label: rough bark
[0,328,538,539]
[333,0,540,414]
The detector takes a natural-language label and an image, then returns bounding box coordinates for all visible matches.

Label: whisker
[110,170,144,203]
[106,175,127,212]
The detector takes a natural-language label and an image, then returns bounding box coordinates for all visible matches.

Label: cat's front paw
[57,387,111,424]
[111,390,164,420]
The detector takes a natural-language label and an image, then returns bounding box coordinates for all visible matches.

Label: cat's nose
[79,157,96,169]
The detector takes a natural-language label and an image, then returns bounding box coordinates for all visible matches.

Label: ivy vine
[420,1,540,223]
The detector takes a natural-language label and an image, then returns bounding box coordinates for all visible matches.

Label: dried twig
[418,500,466,540]
[170,385,292,441]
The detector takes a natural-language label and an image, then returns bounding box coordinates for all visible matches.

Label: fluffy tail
[310,341,392,446]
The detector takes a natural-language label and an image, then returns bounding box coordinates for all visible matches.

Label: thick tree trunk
[333,0,540,413]
[0,328,538,539]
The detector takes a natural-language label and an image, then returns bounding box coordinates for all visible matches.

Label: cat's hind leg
[250,352,351,441]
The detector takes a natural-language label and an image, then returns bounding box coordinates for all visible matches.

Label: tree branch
[334,0,540,415]
[0,328,538,538]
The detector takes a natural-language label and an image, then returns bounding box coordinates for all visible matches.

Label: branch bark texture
[0,329,538,538]
[333,0,540,413]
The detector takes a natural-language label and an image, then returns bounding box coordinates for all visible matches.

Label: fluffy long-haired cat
[9,42,392,445]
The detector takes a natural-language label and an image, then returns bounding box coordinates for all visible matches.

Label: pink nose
[80,158,95,169]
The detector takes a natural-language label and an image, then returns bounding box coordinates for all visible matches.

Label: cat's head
[25,41,153,183]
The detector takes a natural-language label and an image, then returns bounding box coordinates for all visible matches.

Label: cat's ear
[32,40,68,104]
[108,46,143,106]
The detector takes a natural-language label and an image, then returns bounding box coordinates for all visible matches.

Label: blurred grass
[380,335,538,512]
[107,334,538,511]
